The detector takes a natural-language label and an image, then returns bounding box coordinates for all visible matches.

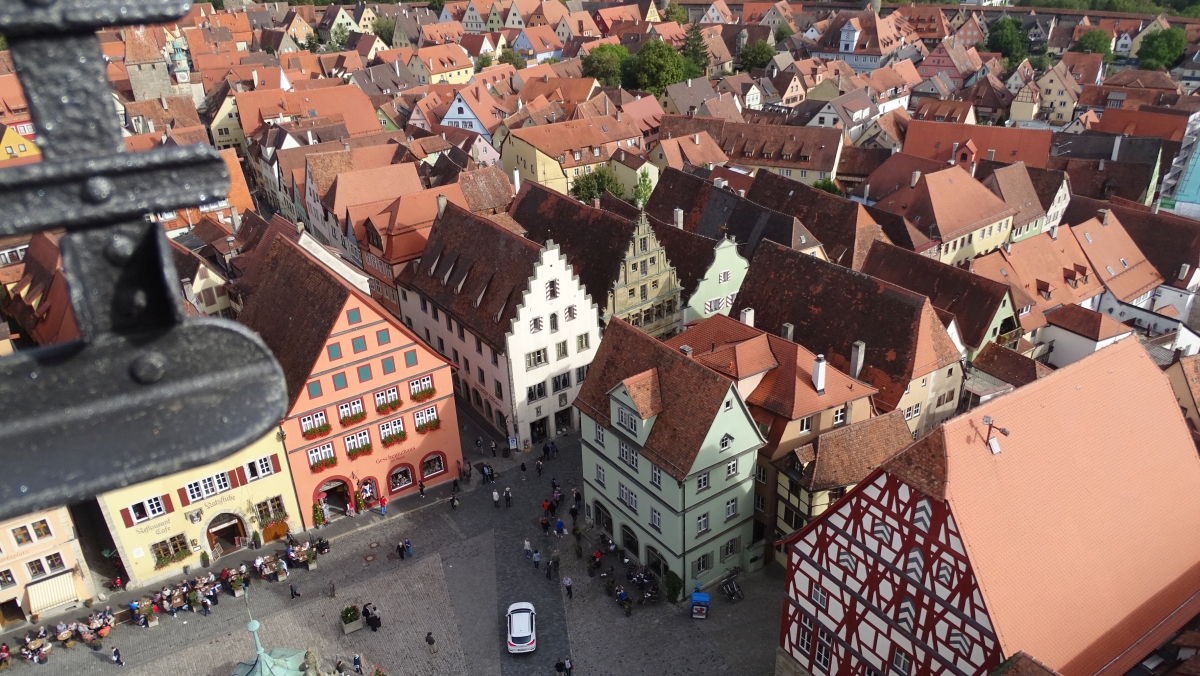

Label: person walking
[404,539,414,557]
[397,540,406,561]
[551,441,558,459]
[569,505,578,526]
[536,459,543,477]
[521,462,527,480]
[449,495,457,511]
[524,538,532,559]
[542,443,550,461]
[541,517,550,535]
[475,437,482,454]
[563,576,573,599]
[504,487,512,507]
[556,519,565,537]
[418,481,426,498]
[111,647,124,667]
[564,657,573,674]
[452,478,459,493]
[555,659,566,674]
[353,654,364,674]
[426,632,437,654]
[551,478,558,493]
[532,550,541,569]
[289,582,301,599]
[378,495,387,516]
[492,489,500,507]
[551,549,560,575]
[542,499,551,517]
[548,501,557,518]
[491,440,497,457]
[573,488,581,508]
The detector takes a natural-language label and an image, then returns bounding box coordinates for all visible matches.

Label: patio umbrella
[316,492,327,500]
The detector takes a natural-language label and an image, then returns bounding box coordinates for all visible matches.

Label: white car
[506,602,536,654]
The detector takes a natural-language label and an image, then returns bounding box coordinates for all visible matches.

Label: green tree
[739,39,777,70]
[474,53,493,73]
[544,56,560,64]
[498,48,526,70]
[1137,27,1186,70]
[1071,29,1114,63]
[632,168,653,207]
[664,2,689,24]
[330,24,349,50]
[681,21,710,77]
[626,39,687,95]
[304,33,321,52]
[1182,5,1200,17]
[581,43,630,87]
[774,23,794,42]
[426,0,445,13]
[373,18,396,46]
[986,17,1027,62]
[570,167,623,203]
[811,179,842,195]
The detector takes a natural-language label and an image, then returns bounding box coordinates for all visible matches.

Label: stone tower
[124,27,174,102]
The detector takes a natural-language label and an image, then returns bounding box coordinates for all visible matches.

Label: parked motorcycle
[719,568,745,602]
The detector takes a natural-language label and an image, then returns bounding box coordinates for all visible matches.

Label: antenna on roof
[981,415,1010,454]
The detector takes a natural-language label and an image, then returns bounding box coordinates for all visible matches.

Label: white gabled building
[396,200,600,448]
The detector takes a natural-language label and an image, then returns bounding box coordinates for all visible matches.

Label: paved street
[2,402,780,675]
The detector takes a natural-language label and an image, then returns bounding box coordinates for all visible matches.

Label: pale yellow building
[408,45,475,84]
[0,507,95,627]
[1037,60,1080,124]
[501,114,643,195]
[96,433,301,589]
[0,123,40,164]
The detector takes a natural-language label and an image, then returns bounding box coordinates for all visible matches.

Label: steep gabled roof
[1068,212,1163,304]
[396,202,543,350]
[1063,196,1200,291]
[793,409,912,491]
[873,165,1018,242]
[456,165,514,213]
[902,120,1052,168]
[574,318,736,482]
[971,341,1052,388]
[731,241,960,411]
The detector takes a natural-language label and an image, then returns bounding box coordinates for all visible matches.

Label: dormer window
[719,434,733,451]
[618,406,639,434]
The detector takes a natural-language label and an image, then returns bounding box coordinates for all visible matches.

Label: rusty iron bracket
[0,2,287,520]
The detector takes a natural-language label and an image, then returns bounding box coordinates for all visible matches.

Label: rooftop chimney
[740,307,754,327]
[1098,208,1110,225]
[592,198,601,208]
[850,341,865,379]
[687,79,692,87]
[987,149,995,161]
[673,207,683,229]
[680,345,693,356]
[1181,263,1191,281]
[394,59,401,77]
[181,278,196,304]
[1153,199,1162,214]
[781,322,793,341]
[1099,159,1106,171]
[970,161,976,177]
[160,95,169,110]
[1111,134,1122,161]
[616,111,621,122]
[693,133,700,145]
[1050,224,1059,241]
[813,355,826,394]
[951,141,959,157]
[436,193,448,218]
[737,189,745,197]
[911,170,920,188]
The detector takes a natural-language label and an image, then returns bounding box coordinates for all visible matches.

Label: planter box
[342,618,364,634]
[233,588,245,598]
[146,616,159,628]
[305,560,317,571]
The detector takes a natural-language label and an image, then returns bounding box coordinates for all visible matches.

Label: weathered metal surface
[0,3,288,520]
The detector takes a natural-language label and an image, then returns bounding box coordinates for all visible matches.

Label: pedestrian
[556,659,566,674]
[111,647,124,667]
[336,660,348,675]
[397,540,406,561]
[452,478,459,493]
[201,596,211,615]
[533,550,540,569]
[491,440,497,457]
[475,437,482,453]
[551,441,558,459]
[573,489,581,508]
[418,481,426,498]
[379,495,387,516]
[569,505,578,526]
[449,495,457,511]
[542,499,551,517]
[542,443,550,461]
[564,657,573,674]
[536,459,543,477]
[504,487,512,507]
[289,582,301,599]
[493,489,500,507]
[563,576,573,599]
[551,477,558,492]
[546,560,553,579]
[548,501,557,518]
[541,517,550,535]
[556,519,565,536]
[353,654,364,674]
[521,462,527,480]
[404,539,414,557]
[524,538,532,558]
[554,489,563,506]
[551,549,560,574]
[426,632,437,654]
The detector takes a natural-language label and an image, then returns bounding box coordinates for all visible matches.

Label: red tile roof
[1044,302,1132,341]
[902,120,1052,168]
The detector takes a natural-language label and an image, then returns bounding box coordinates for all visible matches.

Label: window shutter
[236,466,249,486]
[691,559,700,578]
[119,508,134,528]
[270,454,282,473]
[228,470,241,489]
[161,494,174,514]
[177,487,190,507]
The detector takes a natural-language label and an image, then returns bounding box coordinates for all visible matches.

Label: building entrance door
[530,417,549,445]
[593,501,613,535]
[319,479,351,519]
[206,513,247,553]
[621,524,640,561]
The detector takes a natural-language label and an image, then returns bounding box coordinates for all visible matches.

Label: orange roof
[1043,303,1132,341]
[620,368,664,418]
[1069,212,1163,304]
[411,44,472,75]
[902,120,1052,169]
[233,85,381,139]
[374,47,416,65]
[889,338,1200,675]
[322,163,424,220]
[653,131,727,171]
[1094,107,1189,142]
[364,185,470,263]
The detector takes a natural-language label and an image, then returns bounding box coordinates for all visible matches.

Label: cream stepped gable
[397,202,600,447]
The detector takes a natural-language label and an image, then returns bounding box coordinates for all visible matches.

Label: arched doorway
[206,513,247,554]
[317,478,352,520]
[357,477,379,508]
[620,524,639,562]
[593,501,613,535]
[388,464,414,494]
[645,546,669,577]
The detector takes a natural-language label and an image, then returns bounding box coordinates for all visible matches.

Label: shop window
[422,454,445,478]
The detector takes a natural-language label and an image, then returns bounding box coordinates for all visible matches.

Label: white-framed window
[414,406,438,426]
[565,305,577,320]
[596,464,606,486]
[650,465,661,488]
[726,458,737,477]
[834,407,846,426]
[650,508,661,530]
[374,387,399,408]
[697,512,709,534]
[754,494,765,512]
[525,348,548,369]
[594,425,605,445]
[720,434,732,451]
[300,410,328,431]
[338,399,364,418]
[129,495,166,524]
[307,443,334,466]
[704,297,723,314]
[556,340,568,359]
[811,582,827,609]
[755,464,767,483]
[718,270,731,283]
[912,402,921,418]
[245,456,274,482]
[618,441,639,470]
[693,552,713,576]
[577,333,590,351]
[617,406,639,433]
[799,614,813,652]
[380,418,404,437]
[725,497,738,518]
[546,279,559,299]
[186,471,231,502]
[530,317,544,332]
[891,649,911,675]
[345,430,370,450]
[697,472,710,491]
[618,483,638,511]
[799,416,811,433]
[409,375,433,396]
[815,628,832,669]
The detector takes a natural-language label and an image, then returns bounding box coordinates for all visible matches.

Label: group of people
[479,463,499,484]
[136,572,225,621]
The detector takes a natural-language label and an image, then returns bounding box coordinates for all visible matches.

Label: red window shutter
[119,508,134,529]
[236,466,249,486]
[228,470,240,489]
[177,488,190,507]
[162,494,174,514]
[270,454,281,473]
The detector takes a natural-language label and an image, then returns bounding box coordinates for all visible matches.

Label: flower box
[416,419,441,435]
[233,587,245,598]
[410,387,436,403]
[153,549,193,570]
[347,444,373,460]
[310,456,338,473]
[340,411,367,427]
[342,617,363,634]
[382,431,408,447]
[376,399,402,414]
[341,605,362,634]
[146,615,159,628]
[302,423,332,440]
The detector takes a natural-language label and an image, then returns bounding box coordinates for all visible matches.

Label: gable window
[530,317,543,333]
[546,280,560,299]
[565,305,577,320]
[617,406,639,433]
[347,308,362,324]
[382,357,396,374]
[352,336,367,353]
[618,441,639,470]
[719,434,733,451]
[327,343,342,360]
[549,314,559,332]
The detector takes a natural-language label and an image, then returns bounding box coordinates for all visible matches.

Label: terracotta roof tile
[455,165,514,214]
[793,410,912,491]
[1044,302,1132,341]
[971,232,1105,330]
[970,342,1052,388]
[1065,196,1200,292]
[980,162,1046,231]
[622,368,663,418]
[1069,211,1163,304]
[903,120,1052,168]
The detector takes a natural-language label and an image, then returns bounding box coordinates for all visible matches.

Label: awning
[27,571,79,614]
